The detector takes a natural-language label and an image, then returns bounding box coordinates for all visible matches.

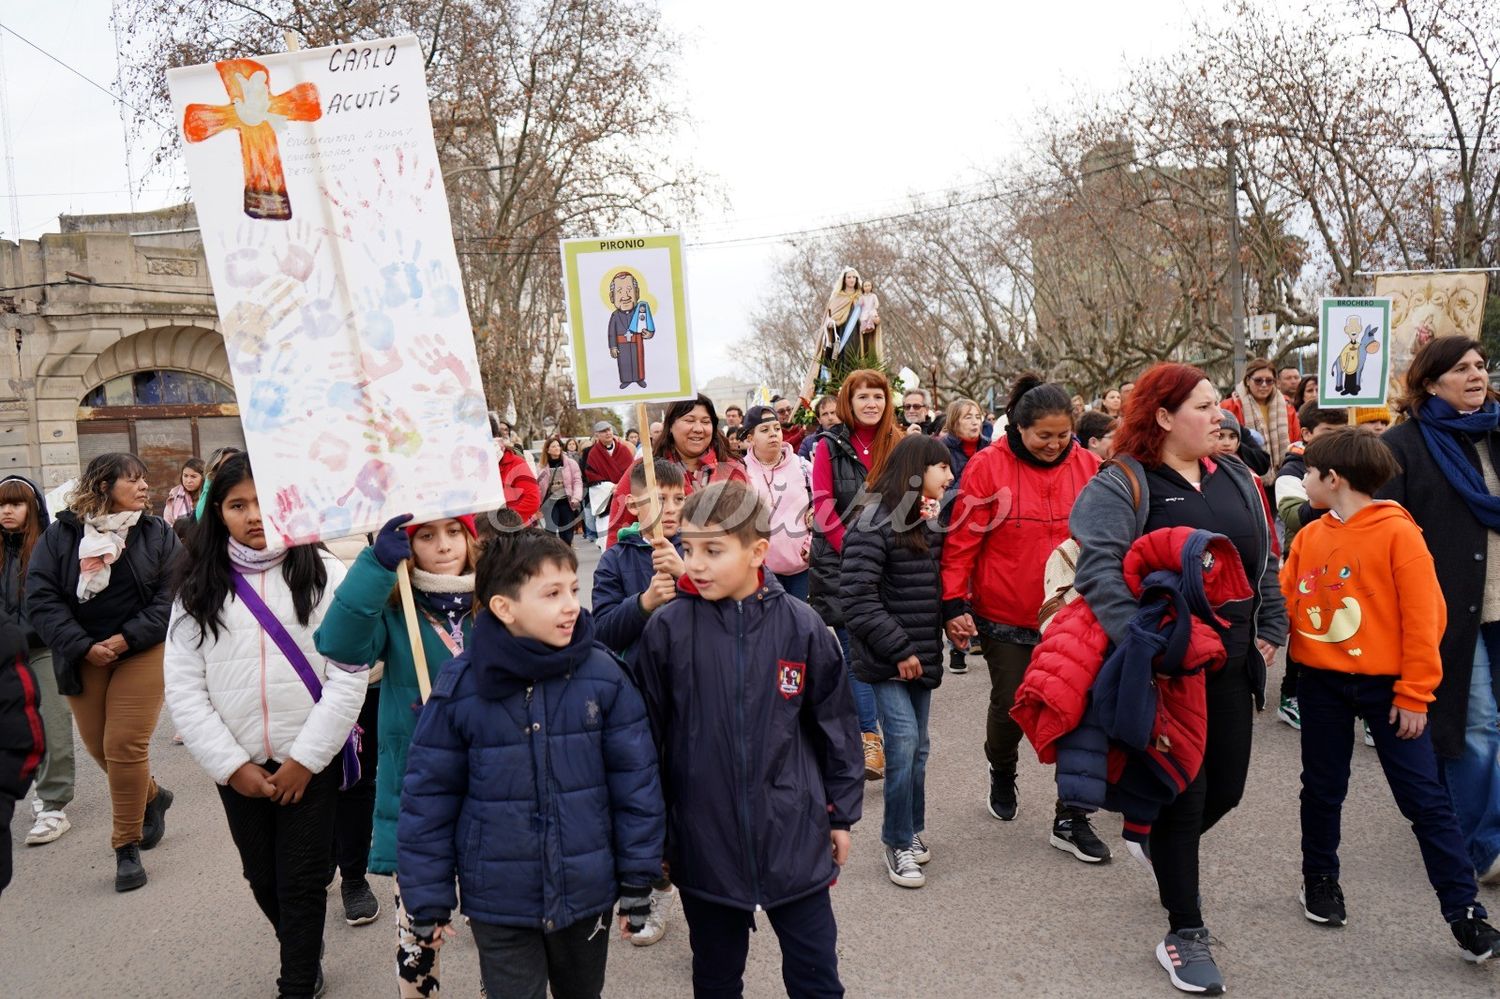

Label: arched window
[82,370,235,408]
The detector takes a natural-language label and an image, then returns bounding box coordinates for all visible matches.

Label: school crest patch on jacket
[777,660,805,699]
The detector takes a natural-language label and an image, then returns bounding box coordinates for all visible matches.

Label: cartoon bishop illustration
[1331,314,1380,396]
[607,271,654,389]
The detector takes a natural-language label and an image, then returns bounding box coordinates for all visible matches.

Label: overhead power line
[0,19,170,129]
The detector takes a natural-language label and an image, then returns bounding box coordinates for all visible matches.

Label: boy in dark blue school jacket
[397,529,664,998]
[633,482,864,998]
[592,459,687,676]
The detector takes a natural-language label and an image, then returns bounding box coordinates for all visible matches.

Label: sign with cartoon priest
[560,232,696,406]
[1317,297,1392,408]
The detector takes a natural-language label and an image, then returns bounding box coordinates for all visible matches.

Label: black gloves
[373,513,415,570]
[617,885,652,934]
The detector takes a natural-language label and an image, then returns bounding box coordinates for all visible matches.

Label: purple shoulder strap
[232,572,321,702]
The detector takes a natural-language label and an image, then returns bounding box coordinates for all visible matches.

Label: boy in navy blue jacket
[592,459,687,676]
[634,481,864,998]
[591,457,686,947]
[397,529,664,998]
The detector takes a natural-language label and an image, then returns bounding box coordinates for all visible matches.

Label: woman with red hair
[1068,363,1287,996]
[809,369,901,779]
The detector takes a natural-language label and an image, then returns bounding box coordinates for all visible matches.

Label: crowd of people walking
[5,337,1500,997]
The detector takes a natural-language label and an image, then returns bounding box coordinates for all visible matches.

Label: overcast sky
[0,0,1218,389]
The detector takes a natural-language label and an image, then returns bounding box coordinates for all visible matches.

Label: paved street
[5,543,1498,998]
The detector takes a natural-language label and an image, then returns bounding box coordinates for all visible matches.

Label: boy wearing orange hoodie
[1282,427,1500,963]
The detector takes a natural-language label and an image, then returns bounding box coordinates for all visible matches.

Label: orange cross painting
[183,59,322,221]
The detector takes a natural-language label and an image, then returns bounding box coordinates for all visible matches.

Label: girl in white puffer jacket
[164,453,367,999]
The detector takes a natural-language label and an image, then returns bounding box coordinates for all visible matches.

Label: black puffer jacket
[0,475,50,650]
[0,616,43,827]
[840,501,946,688]
[24,510,179,695]
[808,425,870,629]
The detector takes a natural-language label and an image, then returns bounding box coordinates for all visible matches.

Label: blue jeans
[1299,668,1481,921]
[835,628,878,734]
[776,570,810,601]
[873,681,930,847]
[1441,635,1500,875]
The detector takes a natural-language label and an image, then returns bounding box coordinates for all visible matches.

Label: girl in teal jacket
[315,512,478,999]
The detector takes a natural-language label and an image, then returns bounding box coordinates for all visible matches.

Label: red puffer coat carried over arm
[1012,527,1252,839]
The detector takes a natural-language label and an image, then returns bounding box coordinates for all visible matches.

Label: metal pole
[1224,121,1246,383]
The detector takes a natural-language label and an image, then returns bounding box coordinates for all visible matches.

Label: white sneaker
[25,808,71,846]
[910,833,931,865]
[1480,853,1500,886]
[628,886,677,947]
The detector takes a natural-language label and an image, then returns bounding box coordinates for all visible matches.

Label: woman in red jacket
[605,394,747,546]
[941,374,1105,860]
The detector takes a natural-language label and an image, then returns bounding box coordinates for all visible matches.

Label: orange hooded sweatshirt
[1280,501,1445,713]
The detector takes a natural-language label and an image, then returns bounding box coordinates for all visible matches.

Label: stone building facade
[1,204,242,509]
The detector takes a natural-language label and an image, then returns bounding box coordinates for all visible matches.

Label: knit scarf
[1232,383,1290,481]
[228,537,288,573]
[412,567,475,617]
[411,568,474,652]
[1416,397,1500,532]
[76,510,141,602]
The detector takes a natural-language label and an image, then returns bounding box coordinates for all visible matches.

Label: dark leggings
[1151,655,1254,932]
[334,683,380,880]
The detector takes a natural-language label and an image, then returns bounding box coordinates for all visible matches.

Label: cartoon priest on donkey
[607,270,655,389]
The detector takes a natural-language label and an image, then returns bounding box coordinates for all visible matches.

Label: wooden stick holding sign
[397,561,433,701]
[636,402,663,544]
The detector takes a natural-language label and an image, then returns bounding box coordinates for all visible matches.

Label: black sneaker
[1451,907,1500,963]
[342,877,381,926]
[947,649,968,674]
[1300,875,1346,926]
[882,843,925,888]
[1050,813,1112,863]
[987,766,1017,821]
[115,843,147,892]
[1156,927,1224,995]
[140,786,173,850]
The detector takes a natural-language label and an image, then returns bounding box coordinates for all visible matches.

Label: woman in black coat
[25,452,179,892]
[841,434,953,890]
[1377,336,1500,885]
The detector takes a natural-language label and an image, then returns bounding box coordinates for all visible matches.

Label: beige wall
[0,206,227,491]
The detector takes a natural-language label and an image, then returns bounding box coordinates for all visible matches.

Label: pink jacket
[535,457,583,506]
[743,443,812,576]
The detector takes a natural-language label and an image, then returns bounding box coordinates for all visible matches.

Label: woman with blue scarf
[1379,335,1500,887]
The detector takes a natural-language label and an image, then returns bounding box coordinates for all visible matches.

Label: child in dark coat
[842,434,953,889]
[591,459,687,676]
[398,529,664,998]
[634,482,864,998]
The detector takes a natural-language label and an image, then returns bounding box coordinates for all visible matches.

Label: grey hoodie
[1067,454,1288,702]
[0,474,52,646]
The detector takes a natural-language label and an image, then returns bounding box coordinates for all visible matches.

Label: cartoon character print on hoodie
[1281,501,1447,713]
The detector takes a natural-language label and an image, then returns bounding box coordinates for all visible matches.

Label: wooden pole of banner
[398,562,433,702]
[280,31,434,700]
[637,402,663,543]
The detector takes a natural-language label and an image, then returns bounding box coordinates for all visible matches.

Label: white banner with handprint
[167,35,501,546]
